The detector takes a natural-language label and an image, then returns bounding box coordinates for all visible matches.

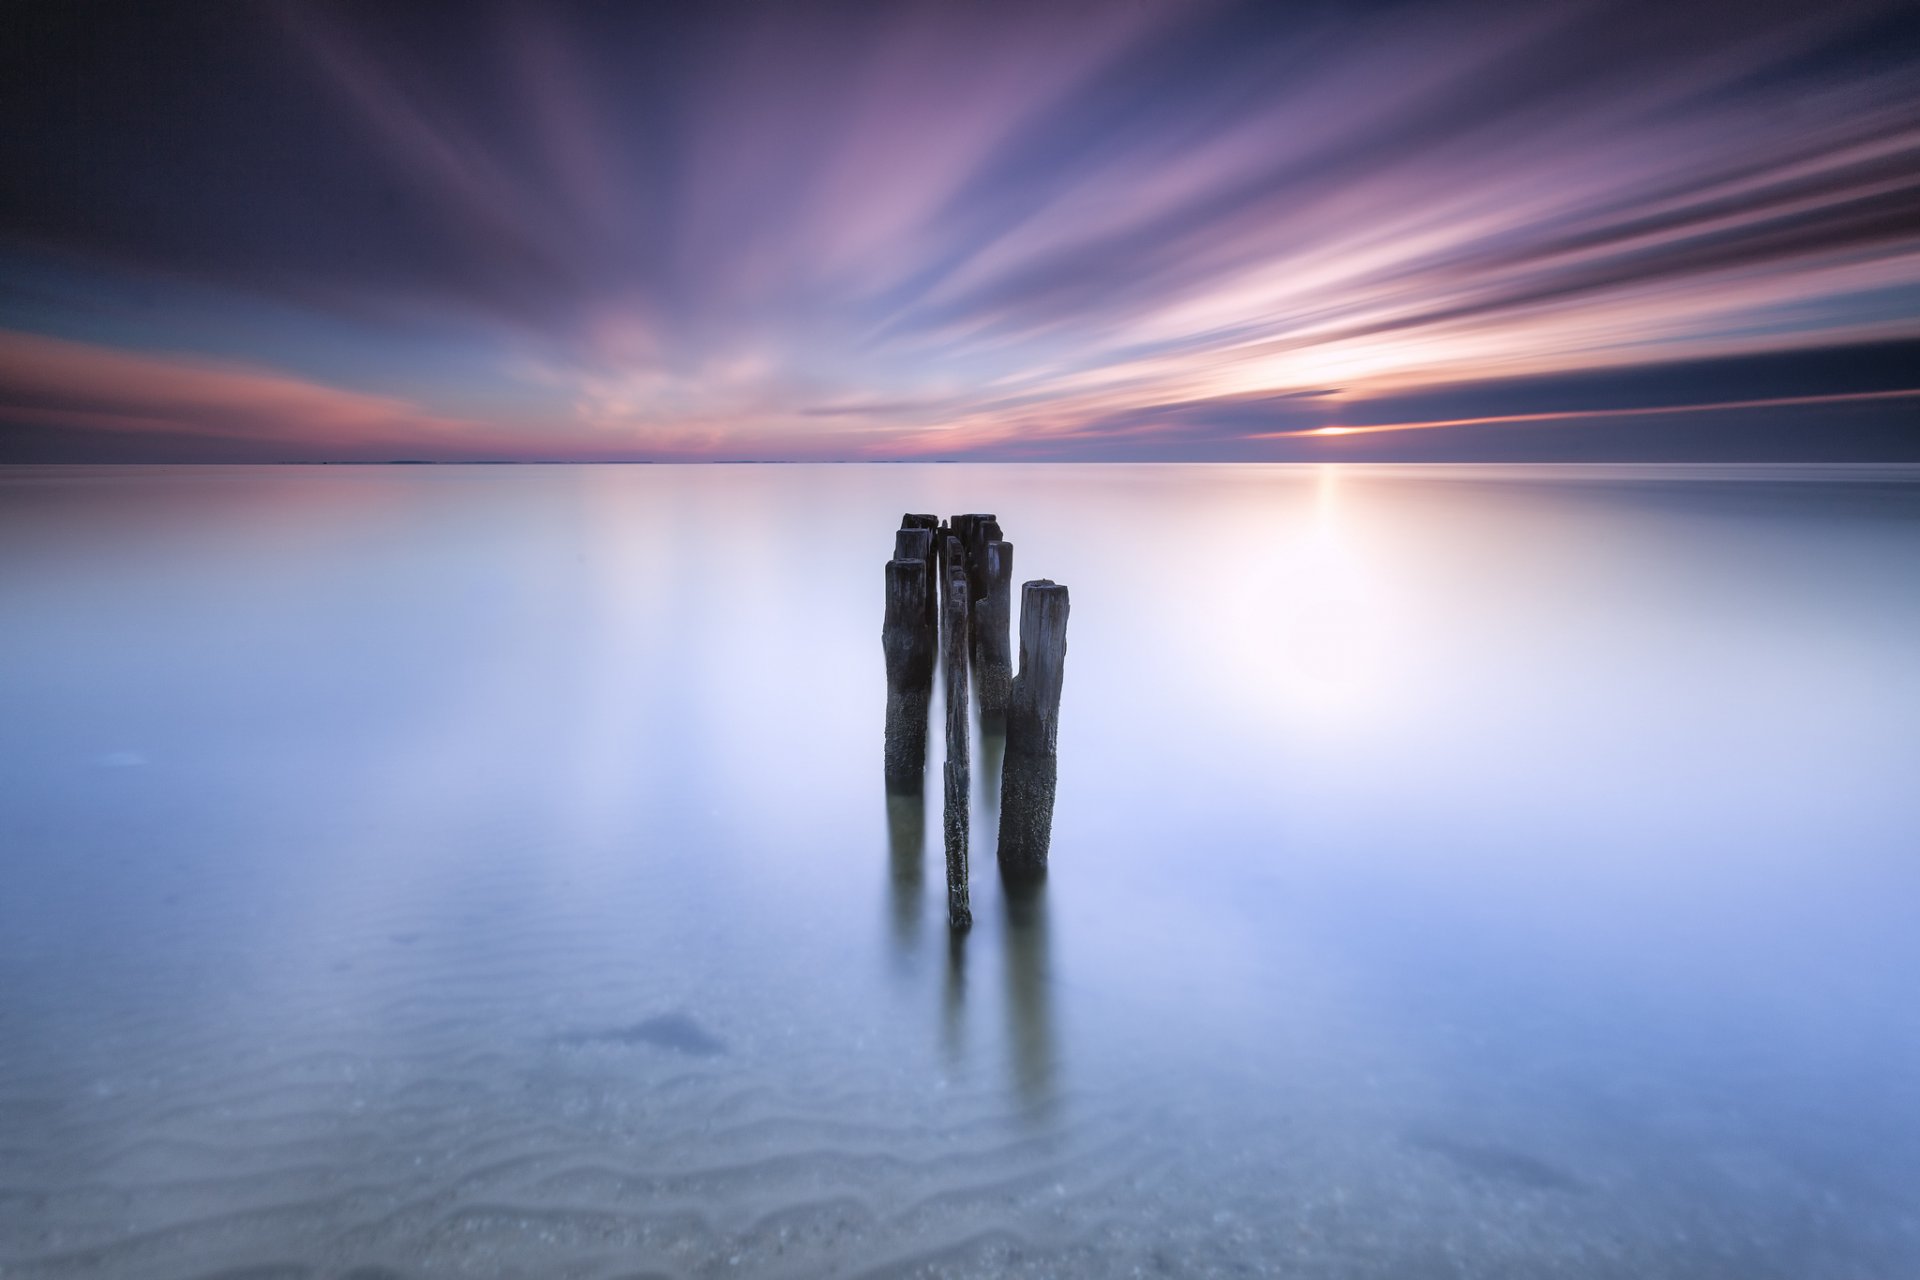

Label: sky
[1,0,1917,462]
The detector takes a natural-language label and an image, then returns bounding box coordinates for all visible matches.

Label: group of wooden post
[882,513,1069,929]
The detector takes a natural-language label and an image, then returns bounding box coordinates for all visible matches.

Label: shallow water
[1,463,1917,1279]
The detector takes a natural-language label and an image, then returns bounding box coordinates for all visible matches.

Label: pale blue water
[1,463,1916,1278]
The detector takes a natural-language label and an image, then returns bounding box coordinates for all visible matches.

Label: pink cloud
[0,331,484,450]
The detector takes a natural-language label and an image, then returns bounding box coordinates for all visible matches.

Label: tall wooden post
[949,514,997,611]
[975,538,1014,722]
[942,543,972,929]
[901,515,938,630]
[971,518,1002,607]
[881,557,933,794]
[894,525,935,638]
[935,521,954,625]
[997,580,1069,882]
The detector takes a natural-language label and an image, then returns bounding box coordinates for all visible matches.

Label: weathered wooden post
[901,515,938,630]
[943,542,972,929]
[970,518,1002,604]
[975,538,1014,722]
[949,514,982,551]
[895,525,933,570]
[882,556,933,794]
[894,525,935,633]
[949,514,997,608]
[934,521,954,622]
[948,515,973,598]
[997,580,1069,882]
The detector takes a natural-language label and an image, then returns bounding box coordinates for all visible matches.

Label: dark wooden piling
[949,514,998,607]
[971,518,1002,603]
[975,538,1014,721]
[935,522,954,622]
[942,560,972,929]
[894,526,936,637]
[894,525,933,567]
[948,515,976,589]
[882,557,933,794]
[997,580,1069,882]
[960,520,991,659]
[901,515,938,629]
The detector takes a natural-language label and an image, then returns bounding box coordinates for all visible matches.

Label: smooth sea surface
[1,462,1917,1279]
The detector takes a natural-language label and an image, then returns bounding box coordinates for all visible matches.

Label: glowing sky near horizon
[2,0,1917,461]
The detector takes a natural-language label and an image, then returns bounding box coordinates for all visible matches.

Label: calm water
[1,463,1917,1279]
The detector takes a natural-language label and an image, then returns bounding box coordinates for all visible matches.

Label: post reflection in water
[978,726,1005,809]
[885,793,925,959]
[881,687,1055,1117]
[1003,877,1056,1118]
[943,924,967,1065]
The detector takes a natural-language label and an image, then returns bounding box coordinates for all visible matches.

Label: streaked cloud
[0,331,479,450]
[1,0,1915,459]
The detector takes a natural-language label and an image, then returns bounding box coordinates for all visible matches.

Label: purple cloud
[1,0,1916,459]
